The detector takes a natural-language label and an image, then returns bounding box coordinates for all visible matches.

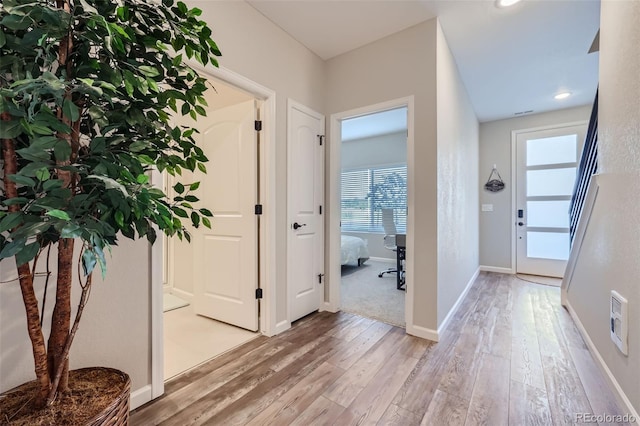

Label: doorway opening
[512,122,587,280]
[162,76,261,380]
[338,106,408,327]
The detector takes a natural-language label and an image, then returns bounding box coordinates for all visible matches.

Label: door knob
[293,222,307,230]
[518,222,525,226]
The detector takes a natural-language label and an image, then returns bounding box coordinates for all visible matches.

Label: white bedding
[341,235,370,266]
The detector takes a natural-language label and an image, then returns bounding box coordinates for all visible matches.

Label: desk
[396,234,406,291]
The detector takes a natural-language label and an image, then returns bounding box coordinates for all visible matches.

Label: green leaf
[199,208,213,217]
[202,216,211,228]
[7,174,36,187]
[63,98,80,122]
[197,163,207,173]
[136,174,150,184]
[139,65,160,78]
[82,249,97,276]
[2,197,28,206]
[35,168,51,181]
[189,181,200,191]
[60,224,83,238]
[46,210,71,220]
[0,212,23,233]
[0,238,26,260]
[0,30,6,48]
[115,210,125,227]
[15,242,40,266]
[190,211,200,228]
[184,195,198,202]
[172,207,188,218]
[0,120,23,138]
[173,182,185,194]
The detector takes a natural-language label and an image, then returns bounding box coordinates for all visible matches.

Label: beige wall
[566,0,640,414]
[342,131,407,170]
[435,22,480,326]
[0,239,150,395]
[326,19,439,330]
[479,105,592,270]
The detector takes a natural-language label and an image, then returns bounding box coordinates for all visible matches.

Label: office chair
[378,208,398,278]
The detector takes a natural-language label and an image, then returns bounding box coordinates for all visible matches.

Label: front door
[288,101,325,322]
[515,124,586,277]
[192,99,259,331]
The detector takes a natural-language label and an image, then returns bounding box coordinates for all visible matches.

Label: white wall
[435,22,480,327]
[341,131,407,260]
[341,131,407,170]
[0,239,150,396]
[326,19,439,331]
[479,105,592,270]
[566,0,640,414]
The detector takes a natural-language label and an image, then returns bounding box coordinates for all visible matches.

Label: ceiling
[247,0,600,122]
[342,107,407,142]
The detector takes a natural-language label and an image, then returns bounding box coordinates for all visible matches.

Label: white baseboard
[565,301,639,422]
[368,256,396,264]
[406,324,439,342]
[170,288,194,303]
[272,319,291,336]
[438,267,479,337]
[479,265,514,274]
[130,384,152,411]
[321,301,339,313]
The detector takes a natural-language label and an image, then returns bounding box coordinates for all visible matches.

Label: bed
[341,235,370,266]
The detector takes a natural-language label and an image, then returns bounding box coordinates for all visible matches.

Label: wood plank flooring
[131,272,625,425]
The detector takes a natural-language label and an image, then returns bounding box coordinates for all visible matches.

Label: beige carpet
[341,260,405,327]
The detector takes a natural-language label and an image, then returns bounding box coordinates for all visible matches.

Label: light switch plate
[481,204,494,212]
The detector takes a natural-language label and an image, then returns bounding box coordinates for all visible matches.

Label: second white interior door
[288,101,325,322]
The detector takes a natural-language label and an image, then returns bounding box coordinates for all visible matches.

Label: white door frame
[149,64,276,402]
[327,96,415,329]
[286,99,325,322]
[510,120,588,274]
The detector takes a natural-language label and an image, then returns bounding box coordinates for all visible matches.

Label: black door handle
[293,222,307,230]
[518,222,525,226]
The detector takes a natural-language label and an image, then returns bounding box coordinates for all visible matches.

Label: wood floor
[131,272,625,425]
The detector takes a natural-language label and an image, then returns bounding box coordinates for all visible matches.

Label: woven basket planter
[0,367,130,426]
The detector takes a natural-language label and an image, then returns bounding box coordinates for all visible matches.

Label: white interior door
[288,101,325,322]
[516,124,586,277]
[192,100,259,331]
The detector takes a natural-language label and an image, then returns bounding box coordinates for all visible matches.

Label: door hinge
[318,273,325,284]
[319,205,322,215]
[255,288,263,299]
[255,204,263,215]
[255,120,262,132]
[318,135,325,146]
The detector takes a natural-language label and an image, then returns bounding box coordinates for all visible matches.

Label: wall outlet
[481,204,494,212]
[610,290,628,356]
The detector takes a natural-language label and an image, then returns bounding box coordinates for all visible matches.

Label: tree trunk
[1,119,51,407]
[47,238,74,393]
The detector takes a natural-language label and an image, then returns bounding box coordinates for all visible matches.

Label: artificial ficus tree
[0,0,219,408]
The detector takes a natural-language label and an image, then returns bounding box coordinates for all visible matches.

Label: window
[341,165,407,233]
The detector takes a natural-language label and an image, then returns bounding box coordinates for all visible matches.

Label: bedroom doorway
[161,76,262,381]
[338,106,408,327]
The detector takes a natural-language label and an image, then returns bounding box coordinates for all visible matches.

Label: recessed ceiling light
[496,0,522,8]
[554,92,571,100]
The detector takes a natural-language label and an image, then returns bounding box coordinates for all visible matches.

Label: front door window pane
[527,168,576,197]
[527,200,571,228]
[527,134,577,166]
[527,231,570,260]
